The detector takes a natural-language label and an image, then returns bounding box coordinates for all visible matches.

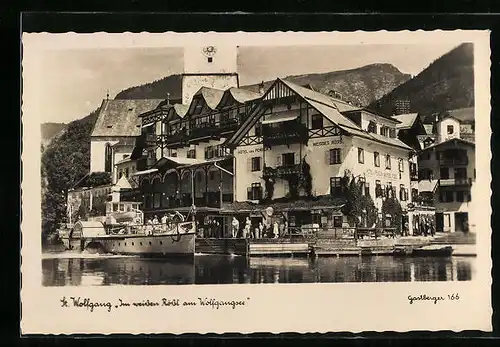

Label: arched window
[104,143,112,172]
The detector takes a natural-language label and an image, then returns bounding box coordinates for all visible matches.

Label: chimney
[258,81,265,95]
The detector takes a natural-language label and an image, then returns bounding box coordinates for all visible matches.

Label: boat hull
[82,232,196,257]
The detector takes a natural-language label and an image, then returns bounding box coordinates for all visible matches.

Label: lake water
[42,252,475,286]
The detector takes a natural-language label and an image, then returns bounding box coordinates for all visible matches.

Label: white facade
[90,138,134,183]
[418,140,475,232]
[90,139,118,173]
[182,45,239,105]
[436,117,461,143]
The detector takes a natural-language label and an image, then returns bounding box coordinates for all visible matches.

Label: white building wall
[437,118,461,143]
[234,144,268,202]
[90,139,119,173]
[182,45,239,105]
[418,142,475,232]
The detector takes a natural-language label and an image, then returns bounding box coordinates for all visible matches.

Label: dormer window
[367,121,377,134]
[380,126,388,137]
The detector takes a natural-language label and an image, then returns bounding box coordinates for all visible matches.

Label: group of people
[413,215,436,237]
[144,212,185,235]
[231,217,288,239]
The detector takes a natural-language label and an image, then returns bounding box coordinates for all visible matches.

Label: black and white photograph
[21,30,492,334]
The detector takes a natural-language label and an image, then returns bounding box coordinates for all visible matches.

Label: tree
[41,111,98,241]
[86,172,112,187]
[339,171,378,228]
[299,158,312,198]
[381,196,403,233]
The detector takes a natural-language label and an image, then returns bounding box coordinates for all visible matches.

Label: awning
[141,122,155,128]
[261,113,298,125]
[131,168,158,176]
[418,179,438,193]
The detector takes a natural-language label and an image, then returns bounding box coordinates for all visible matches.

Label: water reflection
[42,254,474,286]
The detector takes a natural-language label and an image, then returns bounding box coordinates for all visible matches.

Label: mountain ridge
[369,43,474,116]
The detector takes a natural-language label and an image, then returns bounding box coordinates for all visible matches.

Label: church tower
[181,45,239,105]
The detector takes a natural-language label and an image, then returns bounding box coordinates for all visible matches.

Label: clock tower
[181,45,239,105]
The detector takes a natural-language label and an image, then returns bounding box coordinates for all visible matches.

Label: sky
[27,43,462,124]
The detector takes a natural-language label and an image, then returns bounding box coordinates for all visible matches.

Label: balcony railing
[439,157,468,166]
[439,178,472,186]
[190,123,220,143]
[144,193,234,210]
[262,122,309,147]
[163,132,189,149]
[219,118,239,134]
[263,164,302,179]
[205,145,231,160]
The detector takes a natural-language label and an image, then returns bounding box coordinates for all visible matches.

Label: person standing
[231,217,239,238]
[273,221,279,238]
[244,217,251,239]
[258,222,264,239]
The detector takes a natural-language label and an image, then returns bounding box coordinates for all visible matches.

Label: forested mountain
[369,43,474,116]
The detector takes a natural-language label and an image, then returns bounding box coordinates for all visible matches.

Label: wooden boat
[412,245,453,257]
[60,201,196,257]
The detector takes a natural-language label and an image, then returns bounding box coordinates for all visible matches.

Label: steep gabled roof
[225,78,412,151]
[193,87,225,110]
[392,113,420,129]
[216,87,262,108]
[91,99,163,137]
[419,137,475,152]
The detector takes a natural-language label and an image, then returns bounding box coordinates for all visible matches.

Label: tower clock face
[202,46,217,57]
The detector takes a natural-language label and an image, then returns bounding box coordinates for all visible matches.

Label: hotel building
[131,71,417,235]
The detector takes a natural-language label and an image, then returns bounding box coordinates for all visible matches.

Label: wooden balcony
[439,157,468,166]
[263,164,302,179]
[219,118,239,134]
[262,123,308,147]
[164,132,189,149]
[439,178,473,187]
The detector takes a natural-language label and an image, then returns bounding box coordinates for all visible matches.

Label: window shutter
[294,152,298,165]
[247,187,252,200]
[247,158,252,172]
[325,150,331,165]
[277,155,282,166]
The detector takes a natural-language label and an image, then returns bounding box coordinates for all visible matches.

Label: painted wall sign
[366,169,399,180]
[312,137,342,147]
[237,147,270,155]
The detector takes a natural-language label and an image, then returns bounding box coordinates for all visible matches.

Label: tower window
[207,57,213,63]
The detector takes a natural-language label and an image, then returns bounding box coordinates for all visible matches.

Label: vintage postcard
[21,30,492,334]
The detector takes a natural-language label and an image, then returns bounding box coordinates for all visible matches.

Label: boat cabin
[105,201,142,214]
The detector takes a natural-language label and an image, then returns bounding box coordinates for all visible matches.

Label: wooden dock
[195,238,310,257]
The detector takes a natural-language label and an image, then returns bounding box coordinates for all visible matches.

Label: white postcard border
[21,30,492,334]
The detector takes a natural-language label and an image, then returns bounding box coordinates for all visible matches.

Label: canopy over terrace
[220,195,345,215]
